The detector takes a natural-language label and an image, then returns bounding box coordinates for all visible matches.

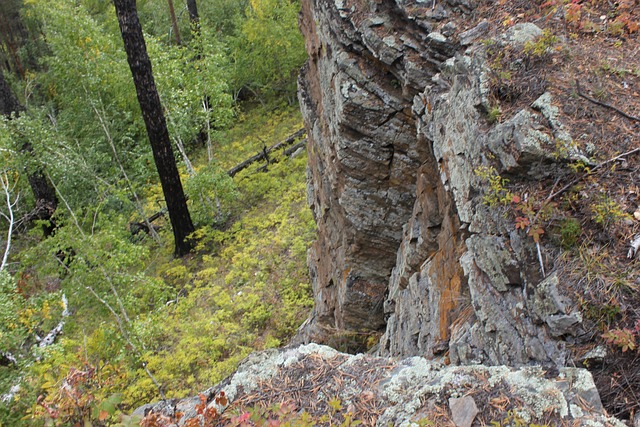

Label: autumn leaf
[528,226,545,243]
[515,216,530,230]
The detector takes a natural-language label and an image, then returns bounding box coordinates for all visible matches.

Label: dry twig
[575,80,640,122]
[547,146,640,201]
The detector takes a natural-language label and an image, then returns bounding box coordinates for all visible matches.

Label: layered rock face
[298,0,585,366]
[297,0,458,342]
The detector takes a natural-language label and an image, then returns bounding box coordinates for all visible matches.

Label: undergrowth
[0,103,316,426]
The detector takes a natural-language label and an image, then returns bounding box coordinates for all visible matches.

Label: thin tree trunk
[0,172,18,272]
[165,109,195,175]
[166,0,181,45]
[113,0,194,256]
[203,98,212,163]
[91,101,161,243]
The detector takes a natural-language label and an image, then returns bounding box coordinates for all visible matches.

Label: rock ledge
[136,344,624,427]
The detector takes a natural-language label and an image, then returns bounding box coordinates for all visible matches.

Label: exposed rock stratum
[296,0,585,368]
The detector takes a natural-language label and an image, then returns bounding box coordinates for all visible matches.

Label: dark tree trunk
[113,0,195,257]
[0,71,58,236]
[0,70,21,115]
[186,0,199,27]
[0,0,27,78]
[26,168,58,236]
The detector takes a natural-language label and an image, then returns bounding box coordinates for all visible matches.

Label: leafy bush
[226,0,307,103]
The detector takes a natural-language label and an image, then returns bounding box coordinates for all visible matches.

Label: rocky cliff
[296,0,591,368]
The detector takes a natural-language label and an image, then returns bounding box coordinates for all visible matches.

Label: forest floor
[0,102,318,426]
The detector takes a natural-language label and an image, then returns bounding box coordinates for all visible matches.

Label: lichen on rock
[136,344,625,426]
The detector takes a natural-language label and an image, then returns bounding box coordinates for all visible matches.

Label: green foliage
[7,106,315,425]
[558,217,581,249]
[0,270,65,359]
[523,30,558,57]
[139,144,315,401]
[199,0,249,36]
[227,0,307,103]
[0,271,27,357]
[486,105,502,124]
[148,28,235,148]
[20,0,236,216]
[21,217,171,330]
[1,0,313,422]
[0,270,73,427]
[21,0,153,210]
[475,166,514,207]
[184,163,238,227]
[590,194,631,228]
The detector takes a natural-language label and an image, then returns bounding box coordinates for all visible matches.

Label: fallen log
[227,128,305,177]
[256,139,309,174]
[283,138,308,157]
[129,208,167,235]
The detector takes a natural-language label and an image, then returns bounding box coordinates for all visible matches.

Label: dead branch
[129,208,167,235]
[575,80,640,122]
[227,128,305,177]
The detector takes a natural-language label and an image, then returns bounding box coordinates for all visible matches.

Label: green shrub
[559,217,581,249]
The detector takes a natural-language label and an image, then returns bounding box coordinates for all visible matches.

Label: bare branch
[547,146,640,201]
[45,172,85,237]
[0,171,19,271]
